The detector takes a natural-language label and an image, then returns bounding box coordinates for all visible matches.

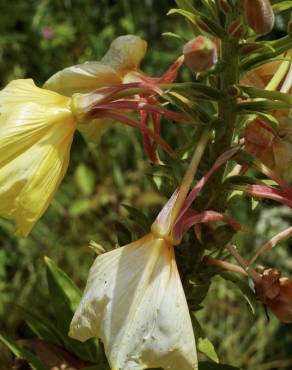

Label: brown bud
[244,0,275,34]
[183,36,218,73]
[257,269,292,323]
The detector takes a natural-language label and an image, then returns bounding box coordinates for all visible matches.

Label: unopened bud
[183,36,218,73]
[259,269,292,323]
[244,0,275,35]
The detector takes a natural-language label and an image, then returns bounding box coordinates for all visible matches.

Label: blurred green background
[0,0,291,369]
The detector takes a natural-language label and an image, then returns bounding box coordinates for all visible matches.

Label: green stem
[211,37,239,211]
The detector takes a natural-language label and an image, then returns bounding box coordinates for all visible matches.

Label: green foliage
[0,334,48,370]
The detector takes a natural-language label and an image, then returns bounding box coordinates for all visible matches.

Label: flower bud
[244,0,275,35]
[183,36,218,73]
[259,269,292,323]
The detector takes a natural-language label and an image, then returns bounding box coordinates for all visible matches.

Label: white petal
[70,233,197,370]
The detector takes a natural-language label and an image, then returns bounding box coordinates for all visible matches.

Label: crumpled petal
[44,35,147,97]
[101,35,147,75]
[43,62,122,96]
[0,79,76,237]
[70,233,197,370]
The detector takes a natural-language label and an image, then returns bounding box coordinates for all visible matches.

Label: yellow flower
[44,35,147,142]
[69,232,197,370]
[0,79,76,237]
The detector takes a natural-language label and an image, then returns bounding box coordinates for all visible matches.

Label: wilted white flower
[69,232,197,370]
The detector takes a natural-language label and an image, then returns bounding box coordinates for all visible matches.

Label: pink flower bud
[42,27,54,40]
[244,0,275,35]
[183,36,218,73]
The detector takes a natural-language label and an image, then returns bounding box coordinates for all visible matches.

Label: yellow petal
[44,62,122,96]
[70,233,197,370]
[0,79,69,109]
[101,35,147,76]
[77,118,113,143]
[0,102,76,237]
[44,35,147,97]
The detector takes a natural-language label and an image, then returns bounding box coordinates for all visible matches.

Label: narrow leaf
[0,333,48,370]
[272,1,292,13]
[218,271,257,314]
[45,257,101,363]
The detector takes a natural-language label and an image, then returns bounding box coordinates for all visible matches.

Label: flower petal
[44,35,147,97]
[70,233,197,370]
[44,62,122,96]
[77,118,113,143]
[0,103,76,237]
[0,79,69,109]
[101,35,147,76]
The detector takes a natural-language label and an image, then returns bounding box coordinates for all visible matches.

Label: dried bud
[183,36,218,73]
[244,0,275,35]
[259,269,292,323]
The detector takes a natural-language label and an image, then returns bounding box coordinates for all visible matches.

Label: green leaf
[272,1,292,13]
[75,164,95,196]
[160,82,222,100]
[70,198,92,216]
[218,271,257,314]
[121,204,151,232]
[45,256,82,332]
[45,257,101,363]
[162,32,187,43]
[167,8,197,24]
[15,305,63,346]
[237,100,290,113]
[198,338,219,363]
[192,314,219,363]
[240,36,292,72]
[168,8,225,37]
[240,86,292,106]
[175,0,196,13]
[250,112,279,131]
[199,362,242,370]
[0,333,48,370]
